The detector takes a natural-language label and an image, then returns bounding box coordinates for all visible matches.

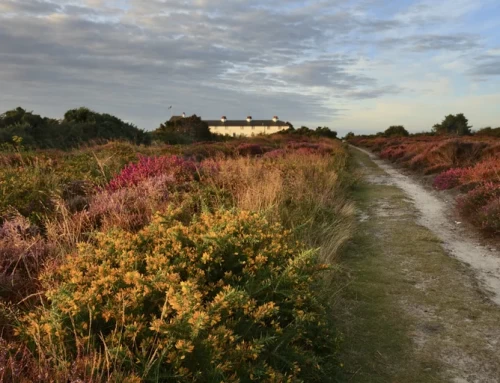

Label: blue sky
[0,0,499,135]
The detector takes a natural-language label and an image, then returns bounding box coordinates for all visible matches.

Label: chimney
[246,116,252,123]
[182,112,186,118]
[221,116,227,123]
[273,116,279,123]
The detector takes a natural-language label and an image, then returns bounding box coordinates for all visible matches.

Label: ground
[334,147,500,383]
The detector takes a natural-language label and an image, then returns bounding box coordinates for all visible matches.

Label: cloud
[469,56,500,76]
[0,0,498,131]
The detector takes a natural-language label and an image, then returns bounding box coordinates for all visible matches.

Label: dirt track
[336,147,500,383]
[354,145,500,305]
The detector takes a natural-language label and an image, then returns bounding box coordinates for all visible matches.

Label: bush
[236,143,264,156]
[107,155,197,191]
[457,182,500,220]
[20,210,340,382]
[477,198,500,233]
[384,126,409,137]
[433,168,468,190]
[0,216,52,302]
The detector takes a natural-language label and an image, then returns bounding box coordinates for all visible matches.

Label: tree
[0,106,150,148]
[344,132,355,140]
[432,114,472,136]
[315,126,338,139]
[153,115,212,144]
[384,125,409,137]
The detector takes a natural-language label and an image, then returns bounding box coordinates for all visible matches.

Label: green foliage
[21,210,340,382]
[475,127,500,137]
[153,115,213,144]
[0,107,150,149]
[344,132,355,140]
[384,125,409,137]
[432,114,472,136]
[279,125,338,139]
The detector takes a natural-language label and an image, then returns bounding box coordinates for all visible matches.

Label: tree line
[0,107,150,149]
[1,107,341,149]
[344,113,500,139]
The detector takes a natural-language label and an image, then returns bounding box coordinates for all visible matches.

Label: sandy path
[353,146,500,305]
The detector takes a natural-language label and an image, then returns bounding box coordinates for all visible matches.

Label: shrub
[20,210,339,382]
[433,168,468,190]
[477,198,500,233]
[457,182,500,219]
[459,158,500,186]
[262,149,287,159]
[0,216,52,302]
[235,143,264,156]
[107,155,196,191]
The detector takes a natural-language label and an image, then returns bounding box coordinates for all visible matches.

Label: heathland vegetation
[349,114,500,235]
[0,107,339,149]
[0,129,354,381]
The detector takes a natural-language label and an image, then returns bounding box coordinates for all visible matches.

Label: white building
[204,116,289,137]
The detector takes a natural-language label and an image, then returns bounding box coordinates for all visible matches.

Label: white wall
[209,125,286,137]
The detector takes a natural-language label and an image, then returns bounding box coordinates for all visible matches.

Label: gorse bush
[20,210,339,382]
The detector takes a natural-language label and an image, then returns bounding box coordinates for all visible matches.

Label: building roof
[204,119,289,127]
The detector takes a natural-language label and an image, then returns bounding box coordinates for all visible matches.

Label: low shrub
[457,182,500,221]
[477,198,500,233]
[433,168,468,190]
[262,149,287,159]
[20,210,339,382]
[107,155,197,191]
[0,216,52,302]
[235,143,264,156]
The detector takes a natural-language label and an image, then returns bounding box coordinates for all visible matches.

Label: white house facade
[204,116,289,137]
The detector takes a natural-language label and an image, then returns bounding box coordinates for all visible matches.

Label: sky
[0,0,499,135]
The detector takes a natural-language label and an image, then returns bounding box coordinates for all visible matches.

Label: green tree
[384,125,409,137]
[153,115,212,144]
[432,114,472,136]
[315,126,338,138]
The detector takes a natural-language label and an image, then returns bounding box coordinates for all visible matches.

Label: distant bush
[153,115,213,144]
[475,127,500,137]
[384,125,409,137]
[236,143,264,156]
[432,113,472,136]
[21,210,339,382]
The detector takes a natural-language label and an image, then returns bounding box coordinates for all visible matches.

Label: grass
[333,148,500,382]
